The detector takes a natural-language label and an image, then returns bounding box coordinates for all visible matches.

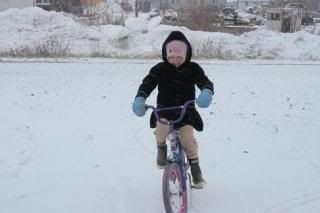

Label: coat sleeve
[135,64,161,99]
[193,63,214,94]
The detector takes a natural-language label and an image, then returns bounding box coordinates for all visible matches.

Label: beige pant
[155,119,198,159]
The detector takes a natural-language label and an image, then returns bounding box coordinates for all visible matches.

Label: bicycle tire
[162,162,187,213]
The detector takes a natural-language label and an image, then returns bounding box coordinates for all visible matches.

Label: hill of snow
[0,7,320,60]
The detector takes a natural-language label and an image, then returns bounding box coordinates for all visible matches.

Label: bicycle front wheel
[162,162,187,213]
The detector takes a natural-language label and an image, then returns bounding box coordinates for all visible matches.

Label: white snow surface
[0,59,320,213]
[1,7,320,60]
[1,5,320,213]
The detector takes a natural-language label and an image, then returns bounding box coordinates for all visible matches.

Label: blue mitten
[132,97,146,117]
[196,89,213,108]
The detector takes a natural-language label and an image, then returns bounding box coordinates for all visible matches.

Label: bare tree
[177,6,222,31]
[135,0,138,17]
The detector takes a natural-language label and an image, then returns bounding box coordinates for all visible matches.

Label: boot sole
[192,180,207,189]
[157,164,165,169]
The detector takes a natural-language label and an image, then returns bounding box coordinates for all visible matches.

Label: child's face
[167,55,185,67]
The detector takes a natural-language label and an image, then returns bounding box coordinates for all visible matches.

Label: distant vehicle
[314,18,320,24]
[163,9,177,21]
[149,8,160,18]
[120,1,133,12]
[222,7,235,15]
[236,16,251,25]
[223,12,251,25]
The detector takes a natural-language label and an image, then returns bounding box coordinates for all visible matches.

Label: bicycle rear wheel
[162,162,187,213]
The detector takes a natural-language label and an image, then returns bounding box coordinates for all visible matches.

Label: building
[185,0,227,8]
[0,0,104,13]
[148,0,226,11]
[306,0,320,12]
[265,7,302,32]
[236,0,271,10]
[0,0,34,12]
[285,0,319,12]
[35,0,51,10]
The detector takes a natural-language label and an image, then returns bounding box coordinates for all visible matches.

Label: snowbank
[1,7,320,60]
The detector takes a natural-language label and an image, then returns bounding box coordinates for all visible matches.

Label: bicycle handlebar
[145,100,195,126]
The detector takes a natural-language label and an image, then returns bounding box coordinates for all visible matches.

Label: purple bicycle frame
[145,99,195,130]
[145,100,195,213]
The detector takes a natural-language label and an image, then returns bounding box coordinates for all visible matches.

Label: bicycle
[145,100,195,213]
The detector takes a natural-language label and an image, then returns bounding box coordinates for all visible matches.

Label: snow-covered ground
[0,7,320,60]
[1,4,320,213]
[1,59,320,213]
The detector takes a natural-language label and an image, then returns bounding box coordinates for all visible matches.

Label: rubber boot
[157,143,167,169]
[189,158,206,189]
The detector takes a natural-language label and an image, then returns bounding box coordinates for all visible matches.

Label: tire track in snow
[264,192,320,213]
[0,125,38,178]
[133,123,155,156]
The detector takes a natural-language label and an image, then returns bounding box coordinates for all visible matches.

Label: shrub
[0,34,70,57]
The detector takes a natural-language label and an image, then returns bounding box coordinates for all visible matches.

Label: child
[132,31,214,188]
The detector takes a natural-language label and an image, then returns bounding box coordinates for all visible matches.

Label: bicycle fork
[167,131,190,191]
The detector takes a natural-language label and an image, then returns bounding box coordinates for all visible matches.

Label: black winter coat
[135,31,214,131]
